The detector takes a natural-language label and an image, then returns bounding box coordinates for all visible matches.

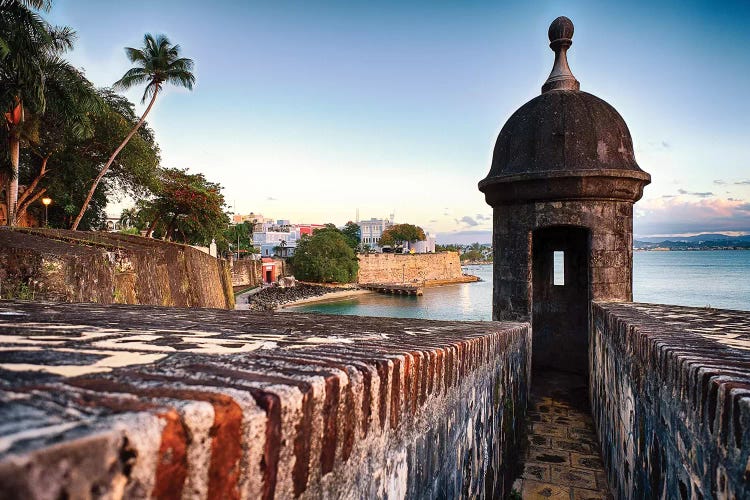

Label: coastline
[279,289,373,309]
[246,274,483,312]
[423,274,481,287]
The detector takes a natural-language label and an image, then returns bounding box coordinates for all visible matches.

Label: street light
[41,197,52,227]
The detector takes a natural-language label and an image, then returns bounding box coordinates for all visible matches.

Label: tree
[71,33,194,230]
[379,223,426,248]
[136,167,229,246]
[291,229,359,283]
[18,88,160,229]
[222,221,254,255]
[436,244,461,253]
[14,56,102,223]
[341,221,360,250]
[1,0,75,225]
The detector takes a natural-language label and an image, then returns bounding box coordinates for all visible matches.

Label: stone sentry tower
[478,17,650,374]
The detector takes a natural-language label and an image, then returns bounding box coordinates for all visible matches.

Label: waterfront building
[252,220,326,257]
[407,233,436,253]
[359,217,393,251]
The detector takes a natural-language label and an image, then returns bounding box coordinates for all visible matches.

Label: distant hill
[635,233,750,243]
[634,234,750,250]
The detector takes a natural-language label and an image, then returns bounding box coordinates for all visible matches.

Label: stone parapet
[591,302,750,499]
[0,300,531,499]
[0,228,234,309]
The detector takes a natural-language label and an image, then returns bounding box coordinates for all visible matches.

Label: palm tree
[0,1,51,59]
[71,33,194,230]
[1,0,73,225]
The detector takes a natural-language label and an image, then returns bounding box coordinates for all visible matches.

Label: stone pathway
[513,371,611,499]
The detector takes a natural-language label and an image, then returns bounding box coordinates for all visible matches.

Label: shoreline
[423,275,481,287]
[279,289,373,310]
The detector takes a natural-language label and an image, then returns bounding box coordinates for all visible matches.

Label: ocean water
[288,251,750,320]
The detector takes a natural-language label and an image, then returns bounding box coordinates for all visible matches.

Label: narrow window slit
[553,251,565,286]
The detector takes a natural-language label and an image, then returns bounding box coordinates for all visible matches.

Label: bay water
[288,251,750,320]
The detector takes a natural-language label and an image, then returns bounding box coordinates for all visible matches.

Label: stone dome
[479,17,650,204]
[487,90,642,177]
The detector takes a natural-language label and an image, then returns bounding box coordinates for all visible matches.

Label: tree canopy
[135,168,229,246]
[1,2,165,228]
[71,33,194,229]
[379,223,426,247]
[341,221,360,250]
[222,221,255,255]
[291,227,359,283]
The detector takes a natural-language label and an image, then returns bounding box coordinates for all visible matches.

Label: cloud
[736,180,750,185]
[635,197,750,235]
[475,213,491,222]
[661,141,670,149]
[714,180,726,185]
[676,189,713,197]
[436,230,492,245]
[457,216,479,227]
[266,197,277,201]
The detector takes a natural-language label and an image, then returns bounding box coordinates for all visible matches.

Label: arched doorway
[531,226,590,374]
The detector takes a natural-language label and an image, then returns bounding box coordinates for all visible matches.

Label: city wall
[0,301,531,499]
[231,258,262,288]
[0,228,234,309]
[590,302,750,499]
[357,252,463,284]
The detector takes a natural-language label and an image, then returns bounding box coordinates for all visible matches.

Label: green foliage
[379,223,426,247]
[291,229,359,283]
[136,167,229,246]
[436,244,461,253]
[18,88,160,229]
[460,249,484,261]
[459,242,492,262]
[341,221,360,250]
[71,32,194,230]
[0,278,35,300]
[114,33,195,103]
[221,220,255,255]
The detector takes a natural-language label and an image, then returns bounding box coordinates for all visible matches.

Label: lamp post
[41,197,52,227]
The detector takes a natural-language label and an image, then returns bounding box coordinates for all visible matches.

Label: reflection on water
[289,252,750,320]
[289,265,494,321]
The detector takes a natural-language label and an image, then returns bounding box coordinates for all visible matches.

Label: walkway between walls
[512,371,612,499]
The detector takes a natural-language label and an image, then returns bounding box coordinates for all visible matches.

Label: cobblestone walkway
[513,371,611,499]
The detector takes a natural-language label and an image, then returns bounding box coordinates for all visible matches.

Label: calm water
[288,251,750,320]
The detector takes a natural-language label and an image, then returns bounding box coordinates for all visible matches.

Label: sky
[47,0,750,243]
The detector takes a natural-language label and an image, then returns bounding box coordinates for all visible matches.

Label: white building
[359,217,393,251]
[407,233,436,253]
[253,228,300,258]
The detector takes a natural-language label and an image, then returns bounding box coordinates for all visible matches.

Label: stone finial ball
[548,16,574,42]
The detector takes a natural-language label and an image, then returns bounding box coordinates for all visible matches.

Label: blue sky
[48,0,750,242]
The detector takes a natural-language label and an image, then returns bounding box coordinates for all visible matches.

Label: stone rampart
[357,252,463,284]
[232,258,262,288]
[0,228,234,309]
[0,300,530,499]
[590,302,750,499]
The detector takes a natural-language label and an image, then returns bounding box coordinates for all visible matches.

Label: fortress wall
[0,301,531,499]
[0,228,234,309]
[590,302,750,499]
[231,258,262,288]
[357,251,463,284]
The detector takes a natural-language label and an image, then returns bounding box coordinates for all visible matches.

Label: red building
[261,258,279,283]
